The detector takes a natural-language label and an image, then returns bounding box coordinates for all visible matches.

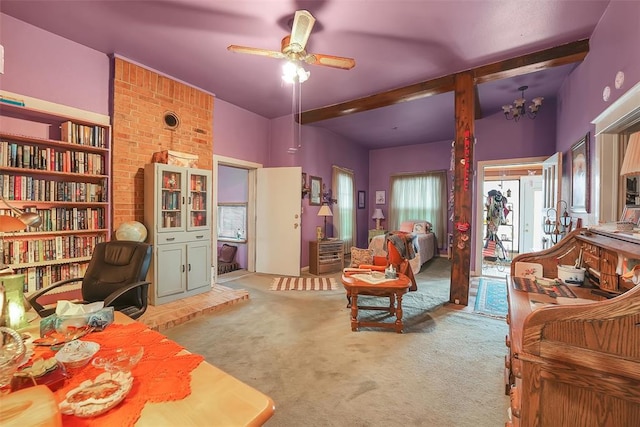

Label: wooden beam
[472,39,589,84]
[300,75,454,125]
[299,75,455,124]
[449,72,475,307]
[300,39,589,124]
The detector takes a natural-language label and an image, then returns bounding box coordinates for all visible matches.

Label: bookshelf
[0,98,111,294]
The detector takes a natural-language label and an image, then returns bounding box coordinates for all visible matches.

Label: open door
[255,167,302,276]
[542,152,562,248]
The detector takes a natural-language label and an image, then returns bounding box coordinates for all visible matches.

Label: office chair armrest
[102,280,151,307]
[28,277,84,314]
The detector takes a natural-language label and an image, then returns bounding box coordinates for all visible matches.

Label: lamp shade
[0,215,27,232]
[317,205,333,217]
[620,132,640,176]
[372,208,385,220]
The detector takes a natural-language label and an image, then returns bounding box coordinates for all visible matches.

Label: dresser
[309,240,344,275]
[504,227,640,426]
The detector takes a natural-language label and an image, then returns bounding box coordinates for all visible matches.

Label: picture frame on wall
[309,176,322,206]
[570,132,590,213]
[358,191,366,209]
[621,205,640,226]
[375,190,386,205]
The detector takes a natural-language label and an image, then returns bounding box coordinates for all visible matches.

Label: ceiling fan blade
[305,53,356,70]
[227,45,285,60]
[288,10,316,53]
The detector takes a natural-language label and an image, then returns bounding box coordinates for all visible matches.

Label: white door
[520,175,543,253]
[542,152,563,248]
[255,167,302,276]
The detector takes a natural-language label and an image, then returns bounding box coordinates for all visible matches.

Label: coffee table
[341,272,411,333]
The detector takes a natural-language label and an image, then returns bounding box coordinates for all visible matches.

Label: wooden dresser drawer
[581,242,600,270]
[599,273,618,291]
[600,249,618,276]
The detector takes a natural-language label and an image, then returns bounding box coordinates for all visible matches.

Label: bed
[367,220,438,275]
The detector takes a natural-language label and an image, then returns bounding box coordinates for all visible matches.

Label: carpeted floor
[165,258,510,426]
[474,277,508,318]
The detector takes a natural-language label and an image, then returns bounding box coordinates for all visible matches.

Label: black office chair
[29,241,152,319]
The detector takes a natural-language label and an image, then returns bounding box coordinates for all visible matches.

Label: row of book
[18,262,89,294]
[162,191,182,210]
[0,140,106,174]
[1,207,106,232]
[191,193,206,210]
[0,175,107,203]
[3,234,106,266]
[61,121,107,148]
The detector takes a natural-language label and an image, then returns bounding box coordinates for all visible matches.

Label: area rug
[270,277,337,291]
[474,277,508,318]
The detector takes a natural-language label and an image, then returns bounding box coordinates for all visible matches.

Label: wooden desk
[341,273,411,333]
[12,312,275,426]
[504,277,640,427]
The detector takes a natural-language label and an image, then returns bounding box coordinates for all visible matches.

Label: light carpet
[474,277,508,318]
[270,277,337,291]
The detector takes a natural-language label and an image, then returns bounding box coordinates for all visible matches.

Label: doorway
[475,157,546,277]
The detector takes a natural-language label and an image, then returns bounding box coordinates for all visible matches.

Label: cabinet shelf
[144,163,212,305]
[309,240,344,275]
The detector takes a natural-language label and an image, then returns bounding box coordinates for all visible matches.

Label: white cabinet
[144,163,212,305]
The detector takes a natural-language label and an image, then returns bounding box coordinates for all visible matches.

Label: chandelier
[502,85,543,121]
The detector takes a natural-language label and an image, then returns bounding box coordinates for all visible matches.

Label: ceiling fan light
[297,67,310,83]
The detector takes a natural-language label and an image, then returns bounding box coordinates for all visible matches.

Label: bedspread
[368,232,436,274]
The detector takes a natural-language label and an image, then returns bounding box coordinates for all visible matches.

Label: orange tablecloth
[32,322,204,426]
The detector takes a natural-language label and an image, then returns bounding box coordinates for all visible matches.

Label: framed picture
[621,205,640,225]
[570,132,590,213]
[309,176,322,206]
[375,190,386,205]
[357,191,366,209]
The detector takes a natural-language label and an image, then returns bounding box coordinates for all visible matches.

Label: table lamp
[0,214,29,329]
[620,132,640,177]
[317,205,333,240]
[372,208,385,230]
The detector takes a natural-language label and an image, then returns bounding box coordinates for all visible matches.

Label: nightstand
[368,229,387,243]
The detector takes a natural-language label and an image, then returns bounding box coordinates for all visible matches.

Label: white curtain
[332,166,356,253]
[388,171,447,245]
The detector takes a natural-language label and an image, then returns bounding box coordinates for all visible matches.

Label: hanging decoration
[483,189,510,261]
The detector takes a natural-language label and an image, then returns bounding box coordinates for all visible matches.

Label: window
[389,171,447,244]
[217,203,247,242]
[332,166,355,251]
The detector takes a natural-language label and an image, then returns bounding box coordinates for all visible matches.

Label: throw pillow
[399,221,415,233]
[350,247,373,267]
[413,221,432,234]
[218,244,237,263]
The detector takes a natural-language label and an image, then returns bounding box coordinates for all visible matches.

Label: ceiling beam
[298,75,455,124]
[300,39,589,125]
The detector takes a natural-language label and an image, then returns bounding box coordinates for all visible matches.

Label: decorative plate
[59,371,133,418]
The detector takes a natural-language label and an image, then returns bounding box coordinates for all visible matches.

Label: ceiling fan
[227,10,356,71]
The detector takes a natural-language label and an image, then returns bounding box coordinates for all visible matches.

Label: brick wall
[111,57,214,228]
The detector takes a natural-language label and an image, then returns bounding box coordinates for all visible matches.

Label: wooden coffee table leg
[394,292,404,333]
[389,293,396,315]
[350,292,359,331]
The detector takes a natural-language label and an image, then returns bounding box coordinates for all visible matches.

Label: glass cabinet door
[188,170,209,230]
[159,167,184,232]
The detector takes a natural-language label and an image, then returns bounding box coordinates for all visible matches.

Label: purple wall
[213,98,270,166]
[269,118,370,266]
[556,1,640,224]
[0,14,110,114]
[217,165,249,269]
[3,2,638,274]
